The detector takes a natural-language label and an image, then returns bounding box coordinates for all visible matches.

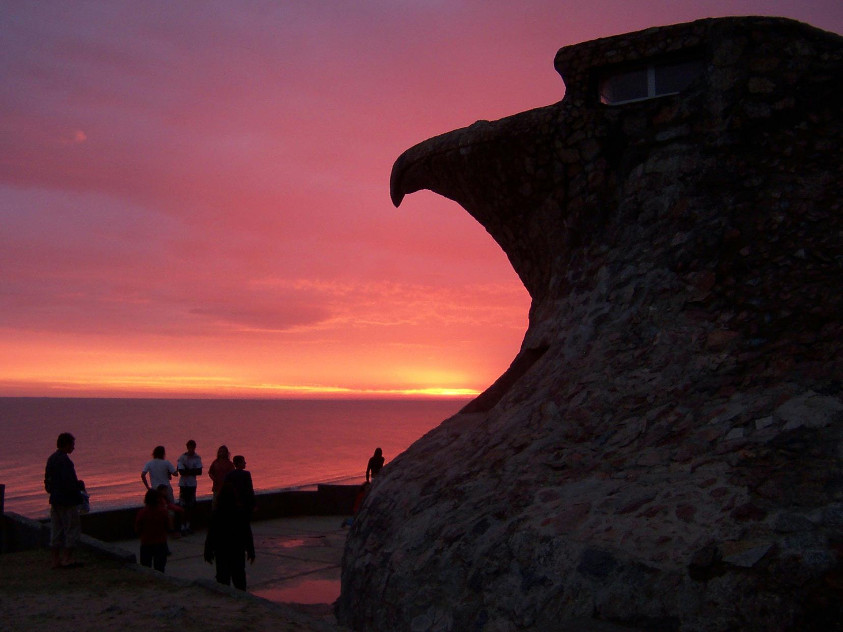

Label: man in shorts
[44,432,84,568]
[176,439,202,535]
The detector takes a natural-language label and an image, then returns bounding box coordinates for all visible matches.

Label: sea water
[0,397,468,518]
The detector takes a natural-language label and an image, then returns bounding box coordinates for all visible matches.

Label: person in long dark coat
[224,454,255,520]
[203,481,255,590]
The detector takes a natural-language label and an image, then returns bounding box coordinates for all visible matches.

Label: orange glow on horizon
[0,317,515,399]
[0,376,481,400]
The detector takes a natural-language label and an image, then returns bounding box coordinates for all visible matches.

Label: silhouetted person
[135,488,169,572]
[176,439,202,534]
[366,447,385,482]
[224,455,255,519]
[156,484,185,520]
[204,482,255,590]
[44,432,84,569]
[208,444,234,508]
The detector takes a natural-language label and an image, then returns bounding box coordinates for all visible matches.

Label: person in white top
[141,445,177,504]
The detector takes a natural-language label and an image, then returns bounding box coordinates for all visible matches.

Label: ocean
[0,397,469,518]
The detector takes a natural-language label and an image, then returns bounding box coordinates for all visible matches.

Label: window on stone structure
[599,58,703,105]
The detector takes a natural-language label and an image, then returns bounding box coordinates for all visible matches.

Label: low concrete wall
[1,511,137,562]
[2,484,359,549]
[79,483,359,542]
[1,512,49,554]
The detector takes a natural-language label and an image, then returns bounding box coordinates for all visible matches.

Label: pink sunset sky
[2,1,842,399]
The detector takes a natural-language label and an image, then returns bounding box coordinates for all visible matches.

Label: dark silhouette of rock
[339,17,843,632]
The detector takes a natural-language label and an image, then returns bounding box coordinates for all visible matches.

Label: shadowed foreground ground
[0,548,345,632]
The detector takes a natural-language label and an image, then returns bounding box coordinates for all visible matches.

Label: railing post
[1,483,5,554]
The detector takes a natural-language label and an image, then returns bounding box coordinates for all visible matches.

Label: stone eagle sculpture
[339,17,843,632]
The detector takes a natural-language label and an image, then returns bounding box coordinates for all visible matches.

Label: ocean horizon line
[0,393,476,402]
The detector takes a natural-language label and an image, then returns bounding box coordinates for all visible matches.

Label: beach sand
[0,548,346,632]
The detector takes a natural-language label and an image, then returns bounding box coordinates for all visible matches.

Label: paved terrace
[114,514,349,607]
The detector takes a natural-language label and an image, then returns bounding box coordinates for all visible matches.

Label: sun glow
[0,376,481,400]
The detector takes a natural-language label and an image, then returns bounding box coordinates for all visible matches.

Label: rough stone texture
[338,17,843,632]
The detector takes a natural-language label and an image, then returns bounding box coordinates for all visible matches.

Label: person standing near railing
[176,439,202,535]
[208,444,234,508]
[366,447,385,482]
[44,432,85,569]
[225,455,255,520]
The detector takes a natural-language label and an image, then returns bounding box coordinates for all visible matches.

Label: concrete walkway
[115,514,349,606]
